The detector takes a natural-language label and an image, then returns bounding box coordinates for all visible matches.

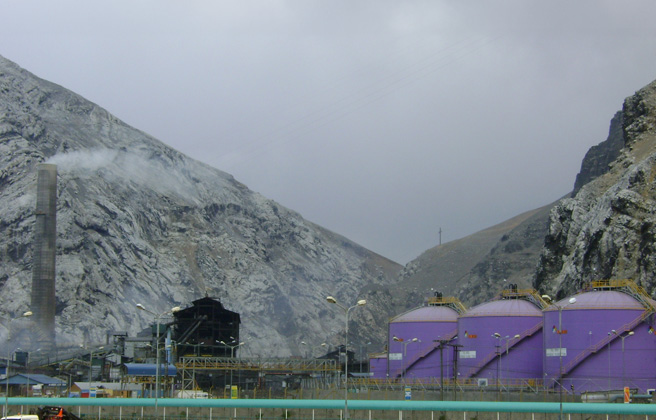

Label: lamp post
[219,340,244,387]
[326,296,366,420]
[4,310,32,418]
[136,303,181,409]
[556,297,577,420]
[393,336,418,381]
[493,333,502,392]
[492,333,520,396]
[618,331,634,390]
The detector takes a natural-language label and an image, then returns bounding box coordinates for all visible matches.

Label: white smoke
[46,149,119,171]
[45,148,207,202]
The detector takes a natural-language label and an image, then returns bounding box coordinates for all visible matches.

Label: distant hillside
[392,204,553,310]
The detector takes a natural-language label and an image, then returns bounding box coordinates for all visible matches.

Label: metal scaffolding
[177,357,338,391]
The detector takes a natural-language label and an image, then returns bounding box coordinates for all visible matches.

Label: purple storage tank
[371,294,465,381]
[457,287,546,387]
[543,280,656,394]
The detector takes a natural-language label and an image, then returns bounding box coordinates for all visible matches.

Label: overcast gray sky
[2,1,656,263]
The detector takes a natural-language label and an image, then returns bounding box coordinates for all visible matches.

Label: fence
[5,397,656,420]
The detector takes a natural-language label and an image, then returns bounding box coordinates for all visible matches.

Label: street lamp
[219,340,244,388]
[492,333,520,395]
[393,336,418,381]
[555,297,577,420]
[136,303,181,409]
[326,296,366,420]
[608,329,615,390]
[614,330,634,390]
[4,310,32,418]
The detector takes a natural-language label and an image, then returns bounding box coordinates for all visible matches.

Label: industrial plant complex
[3,164,656,402]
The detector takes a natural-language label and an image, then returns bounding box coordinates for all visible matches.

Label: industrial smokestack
[30,163,57,350]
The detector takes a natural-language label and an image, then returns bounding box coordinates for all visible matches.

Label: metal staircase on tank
[554,279,655,384]
[393,329,457,379]
[463,286,548,379]
[464,321,543,378]
[391,294,466,379]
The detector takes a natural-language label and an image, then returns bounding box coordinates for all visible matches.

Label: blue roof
[123,363,177,376]
[0,373,66,386]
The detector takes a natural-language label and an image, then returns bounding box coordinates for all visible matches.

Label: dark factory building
[173,296,241,358]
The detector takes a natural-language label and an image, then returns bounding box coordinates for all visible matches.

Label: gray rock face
[534,78,656,299]
[572,111,625,195]
[0,55,401,356]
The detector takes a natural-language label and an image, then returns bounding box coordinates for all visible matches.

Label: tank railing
[590,279,625,290]
[623,281,656,314]
[348,377,545,393]
[426,296,467,314]
[589,280,656,314]
[558,311,645,380]
[500,288,550,309]
[392,330,457,379]
[463,321,542,378]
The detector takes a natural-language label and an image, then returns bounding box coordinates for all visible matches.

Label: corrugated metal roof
[460,299,542,317]
[545,290,644,311]
[0,373,66,386]
[390,305,459,323]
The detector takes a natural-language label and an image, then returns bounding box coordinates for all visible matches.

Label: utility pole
[451,343,463,401]
[433,339,450,402]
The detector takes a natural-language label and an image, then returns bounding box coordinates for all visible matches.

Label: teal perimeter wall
[6,398,656,415]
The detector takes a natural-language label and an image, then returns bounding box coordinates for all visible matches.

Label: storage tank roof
[460,299,542,317]
[390,305,459,323]
[545,290,646,311]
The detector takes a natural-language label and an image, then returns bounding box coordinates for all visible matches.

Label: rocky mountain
[535,78,656,299]
[393,78,656,312]
[572,111,625,195]
[0,55,402,357]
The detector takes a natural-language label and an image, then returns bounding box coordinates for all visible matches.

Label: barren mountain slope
[0,55,401,356]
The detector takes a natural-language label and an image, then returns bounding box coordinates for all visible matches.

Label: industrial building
[172,296,241,358]
[371,280,656,394]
